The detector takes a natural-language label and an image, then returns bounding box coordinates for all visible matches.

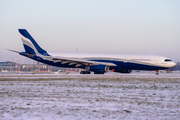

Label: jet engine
[90,65,109,74]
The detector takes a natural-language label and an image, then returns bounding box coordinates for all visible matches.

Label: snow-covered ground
[0,73,180,119]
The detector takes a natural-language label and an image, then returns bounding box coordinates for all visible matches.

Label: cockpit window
[164,59,172,62]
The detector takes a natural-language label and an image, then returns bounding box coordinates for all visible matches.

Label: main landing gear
[80,66,91,74]
[80,66,105,74]
[94,72,105,74]
[155,70,160,75]
[80,71,91,74]
[80,71,105,74]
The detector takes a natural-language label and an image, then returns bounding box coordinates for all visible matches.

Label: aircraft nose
[171,62,176,67]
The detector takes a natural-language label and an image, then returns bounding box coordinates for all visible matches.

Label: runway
[0,73,180,119]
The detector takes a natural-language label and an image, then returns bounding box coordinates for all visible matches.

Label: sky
[0,0,180,63]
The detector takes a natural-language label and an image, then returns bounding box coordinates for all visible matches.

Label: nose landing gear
[155,70,160,75]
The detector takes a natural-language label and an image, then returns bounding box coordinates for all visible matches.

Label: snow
[0,73,180,119]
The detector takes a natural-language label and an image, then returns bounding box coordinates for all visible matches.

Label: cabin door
[154,57,159,64]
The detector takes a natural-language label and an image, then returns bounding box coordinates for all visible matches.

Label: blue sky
[0,0,180,63]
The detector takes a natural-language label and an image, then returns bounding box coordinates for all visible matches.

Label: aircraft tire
[94,72,104,74]
[80,71,91,74]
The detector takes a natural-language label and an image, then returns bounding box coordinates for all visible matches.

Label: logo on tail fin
[19,29,49,56]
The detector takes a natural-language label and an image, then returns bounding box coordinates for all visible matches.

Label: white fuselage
[49,52,176,69]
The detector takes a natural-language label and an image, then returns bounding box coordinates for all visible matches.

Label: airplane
[8,29,176,75]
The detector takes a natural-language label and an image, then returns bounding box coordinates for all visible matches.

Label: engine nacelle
[90,65,109,73]
[112,69,132,73]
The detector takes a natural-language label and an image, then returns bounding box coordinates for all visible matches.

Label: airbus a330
[8,29,176,75]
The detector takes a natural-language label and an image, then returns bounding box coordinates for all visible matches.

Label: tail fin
[18,29,49,56]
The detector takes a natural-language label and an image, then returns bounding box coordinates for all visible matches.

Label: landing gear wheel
[155,70,160,75]
[155,73,159,75]
[80,71,91,74]
[94,72,105,74]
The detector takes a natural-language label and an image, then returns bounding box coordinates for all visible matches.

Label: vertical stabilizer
[18,29,49,56]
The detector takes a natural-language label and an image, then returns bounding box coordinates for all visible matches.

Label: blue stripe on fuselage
[20,54,169,71]
[89,59,169,70]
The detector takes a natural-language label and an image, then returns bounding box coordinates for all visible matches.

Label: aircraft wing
[7,49,116,67]
[42,56,117,67]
